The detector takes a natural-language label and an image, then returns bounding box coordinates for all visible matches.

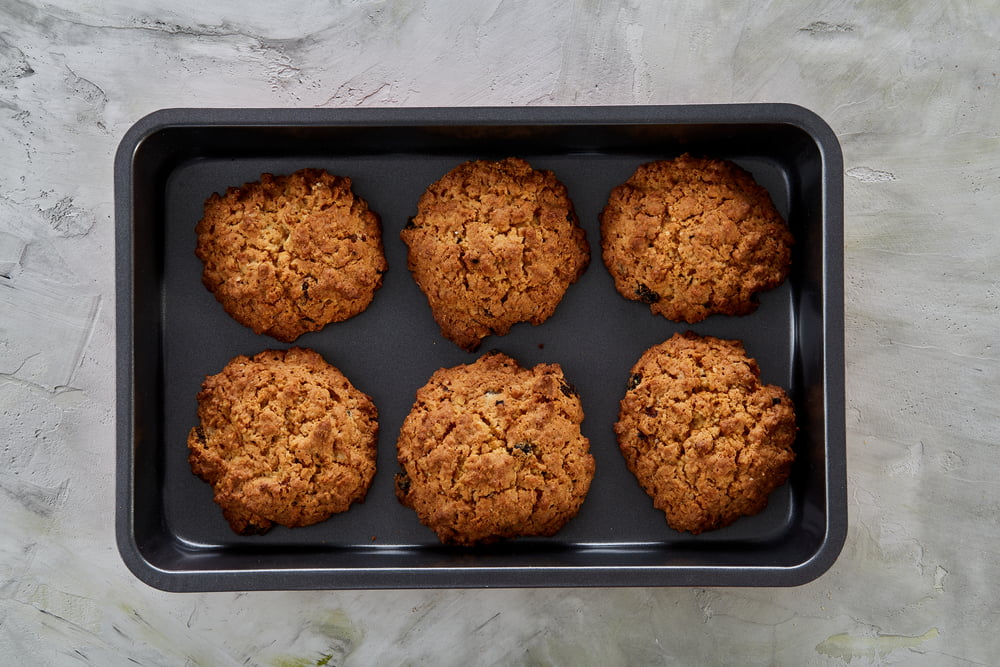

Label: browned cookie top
[601,155,792,323]
[395,352,595,545]
[187,347,378,535]
[196,168,386,342]
[615,332,796,534]
[401,158,589,351]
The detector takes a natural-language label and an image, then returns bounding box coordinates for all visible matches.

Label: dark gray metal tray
[115,104,845,590]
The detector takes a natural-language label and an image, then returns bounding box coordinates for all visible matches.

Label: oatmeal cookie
[187,347,378,535]
[615,332,796,534]
[401,158,589,351]
[601,154,792,323]
[395,351,595,545]
[196,168,386,342]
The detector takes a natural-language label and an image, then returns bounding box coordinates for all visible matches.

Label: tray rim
[114,103,846,591]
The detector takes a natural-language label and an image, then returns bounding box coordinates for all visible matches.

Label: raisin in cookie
[615,332,796,534]
[395,351,595,545]
[188,347,378,535]
[196,168,386,342]
[401,158,589,351]
[601,155,792,323]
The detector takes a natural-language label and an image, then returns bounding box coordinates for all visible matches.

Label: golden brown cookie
[401,158,589,351]
[187,347,378,535]
[601,154,792,323]
[394,351,595,545]
[615,332,796,534]
[196,168,386,342]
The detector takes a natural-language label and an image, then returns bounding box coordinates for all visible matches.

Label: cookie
[394,351,595,545]
[614,332,796,534]
[187,347,378,535]
[196,168,386,342]
[401,158,589,351]
[600,154,792,323]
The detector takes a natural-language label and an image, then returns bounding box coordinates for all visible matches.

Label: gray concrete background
[1,1,997,664]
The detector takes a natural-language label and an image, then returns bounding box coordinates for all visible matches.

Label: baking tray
[115,105,845,591]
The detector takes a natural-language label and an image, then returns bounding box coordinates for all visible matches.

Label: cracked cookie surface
[615,332,796,534]
[395,352,595,545]
[401,157,589,351]
[196,168,386,342]
[188,347,378,535]
[601,154,792,323]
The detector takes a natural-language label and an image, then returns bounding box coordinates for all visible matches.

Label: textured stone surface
[1,1,997,664]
